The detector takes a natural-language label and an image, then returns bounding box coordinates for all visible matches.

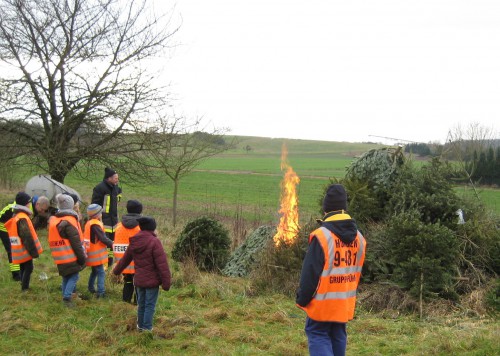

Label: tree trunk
[172,178,179,227]
[419,270,424,319]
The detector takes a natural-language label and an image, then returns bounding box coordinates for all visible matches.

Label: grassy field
[0,231,498,355]
[0,136,498,354]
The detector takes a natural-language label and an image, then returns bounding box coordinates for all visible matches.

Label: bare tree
[144,116,234,227]
[445,122,498,199]
[0,0,178,182]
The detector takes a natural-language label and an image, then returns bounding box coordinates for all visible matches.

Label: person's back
[113,199,142,303]
[113,216,170,331]
[296,184,366,356]
[127,228,170,289]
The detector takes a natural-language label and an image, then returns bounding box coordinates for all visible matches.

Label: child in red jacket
[113,216,171,331]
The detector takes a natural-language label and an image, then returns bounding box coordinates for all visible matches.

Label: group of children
[3,191,171,332]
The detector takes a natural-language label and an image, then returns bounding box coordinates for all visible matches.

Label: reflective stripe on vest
[113,223,139,274]
[103,224,118,234]
[48,216,79,265]
[4,212,43,264]
[0,202,15,232]
[300,226,366,323]
[104,194,110,214]
[84,219,108,266]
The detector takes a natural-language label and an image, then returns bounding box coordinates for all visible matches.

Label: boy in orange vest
[48,194,86,307]
[113,199,143,303]
[4,192,43,292]
[84,204,113,298]
[296,184,366,356]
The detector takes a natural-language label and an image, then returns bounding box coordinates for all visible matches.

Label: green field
[0,231,498,355]
[0,136,498,355]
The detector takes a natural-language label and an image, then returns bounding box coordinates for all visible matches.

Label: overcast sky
[155,0,500,144]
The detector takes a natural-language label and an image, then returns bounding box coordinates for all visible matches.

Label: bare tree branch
[0,0,179,182]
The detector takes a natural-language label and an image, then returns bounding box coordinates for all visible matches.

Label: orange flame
[273,143,300,246]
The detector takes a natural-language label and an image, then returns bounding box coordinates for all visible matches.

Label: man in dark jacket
[296,184,366,356]
[113,216,171,332]
[91,167,122,266]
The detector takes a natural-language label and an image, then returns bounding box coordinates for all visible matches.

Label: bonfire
[273,143,300,246]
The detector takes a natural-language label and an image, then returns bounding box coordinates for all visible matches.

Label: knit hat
[63,192,79,204]
[104,167,117,180]
[87,203,102,218]
[56,193,74,211]
[137,216,157,231]
[322,184,347,213]
[15,191,32,206]
[126,200,143,214]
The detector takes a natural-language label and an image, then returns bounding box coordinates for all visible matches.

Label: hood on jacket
[13,205,33,216]
[129,230,157,254]
[320,212,359,244]
[121,213,141,229]
[55,209,79,219]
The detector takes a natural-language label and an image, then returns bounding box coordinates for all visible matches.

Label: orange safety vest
[299,226,366,323]
[113,222,139,274]
[48,216,80,265]
[5,212,43,264]
[84,219,108,267]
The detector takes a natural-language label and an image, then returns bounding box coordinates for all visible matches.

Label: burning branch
[273,143,300,246]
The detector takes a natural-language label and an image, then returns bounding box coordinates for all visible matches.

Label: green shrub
[387,158,459,227]
[383,211,460,300]
[345,146,405,220]
[172,216,231,272]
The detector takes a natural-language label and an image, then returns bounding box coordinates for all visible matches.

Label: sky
[155,0,500,144]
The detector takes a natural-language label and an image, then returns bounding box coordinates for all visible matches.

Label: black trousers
[123,273,136,303]
[20,259,34,290]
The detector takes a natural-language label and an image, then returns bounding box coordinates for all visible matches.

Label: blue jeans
[88,264,106,295]
[62,272,80,300]
[136,286,159,331]
[305,317,347,356]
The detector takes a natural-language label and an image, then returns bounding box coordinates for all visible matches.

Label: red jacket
[112,230,171,290]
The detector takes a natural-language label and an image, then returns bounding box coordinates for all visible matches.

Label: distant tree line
[404,143,432,157]
[466,146,500,185]
[402,140,500,186]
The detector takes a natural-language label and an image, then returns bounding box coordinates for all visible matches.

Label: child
[48,194,86,307]
[113,216,171,332]
[4,192,43,292]
[84,204,113,298]
[113,200,143,303]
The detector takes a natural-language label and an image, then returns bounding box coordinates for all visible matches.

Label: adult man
[0,193,50,280]
[31,195,51,229]
[296,184,366,356]
[91,167,122,266]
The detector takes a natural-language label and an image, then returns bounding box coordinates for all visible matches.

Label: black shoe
[63,298,75,308]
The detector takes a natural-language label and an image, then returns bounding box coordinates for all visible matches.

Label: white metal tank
[25,175,81,203]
